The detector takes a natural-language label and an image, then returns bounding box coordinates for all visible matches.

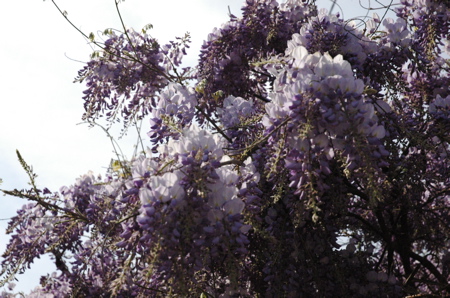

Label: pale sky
[0,0,396,293]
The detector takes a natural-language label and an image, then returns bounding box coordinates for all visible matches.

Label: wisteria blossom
[1,0,449,297]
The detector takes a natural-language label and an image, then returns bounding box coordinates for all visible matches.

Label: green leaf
[142,23,153,34]
[212,90,224,101]
[90,51,101,59]
[88,32,95,42]
[363,87,378,95]
[103,28,113,36]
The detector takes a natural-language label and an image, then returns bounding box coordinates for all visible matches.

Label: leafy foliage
[1,0,450,297]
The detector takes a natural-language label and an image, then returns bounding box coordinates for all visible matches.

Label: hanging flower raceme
[216,95,260,145]
[218,95,255,129]
[76,29,170,127]
[263,41,390,204]
[196,0,312,117]
[1,203,58,282]
[286,9,378,72]
[118,124,254,295]
[148,83,197,151]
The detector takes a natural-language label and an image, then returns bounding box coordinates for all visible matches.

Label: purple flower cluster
[218,95,255,129]
[196,0,313,117]
[76,29,193,129]
[216,95,262,146]
[288,9,372,70]
[113,125,257,295]
[263,44,389,201]
[148,83,197,151]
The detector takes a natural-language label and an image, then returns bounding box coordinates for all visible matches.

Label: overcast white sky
[0,0,396,293]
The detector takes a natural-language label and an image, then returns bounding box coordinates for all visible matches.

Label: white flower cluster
[218,96,255,128]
